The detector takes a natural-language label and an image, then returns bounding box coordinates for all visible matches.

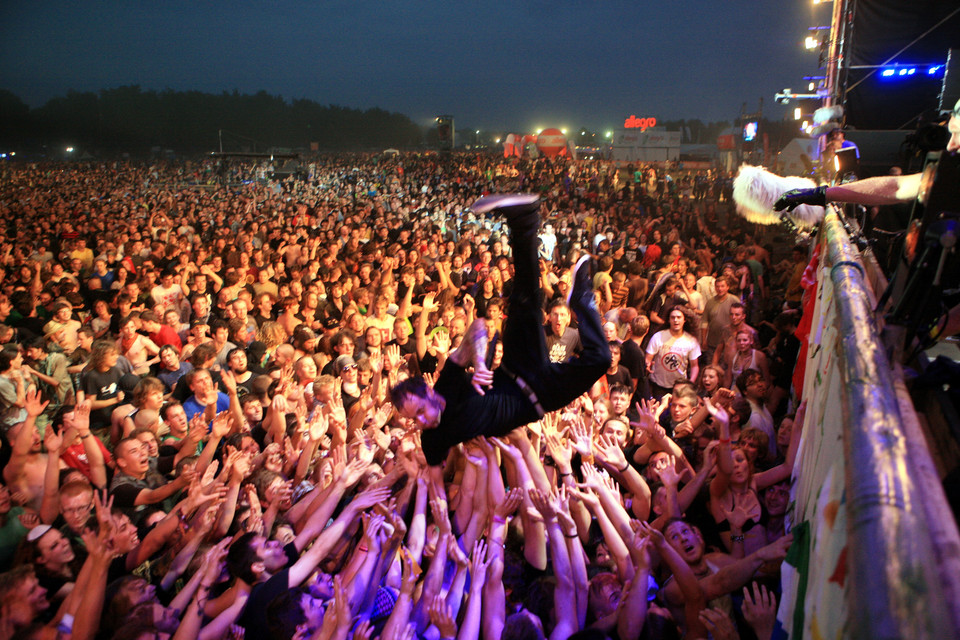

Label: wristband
[80,433,92,439]
[560,472,572,478]
[730,534,745,543]
[564,532,578,539]
[357,544,369,552]
[57,614,74,634]
[617,462,630,473]
[719,438,731,444]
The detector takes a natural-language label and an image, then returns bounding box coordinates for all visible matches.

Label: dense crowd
[0,152,808,640]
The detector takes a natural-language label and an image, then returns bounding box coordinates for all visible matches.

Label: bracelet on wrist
[564,531,578,539]
[492,515,506,524]
[617,462,630,473]
[730,534,745,543]
[560,471,572,478]
[719,438,731,444]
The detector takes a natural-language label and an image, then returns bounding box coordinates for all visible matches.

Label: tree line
[0,86,424,155]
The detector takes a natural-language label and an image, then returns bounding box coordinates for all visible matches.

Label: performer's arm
[825,173,921,206]
[776,173,921,211]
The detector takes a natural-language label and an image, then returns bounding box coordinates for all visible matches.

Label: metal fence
[782,207,960,639]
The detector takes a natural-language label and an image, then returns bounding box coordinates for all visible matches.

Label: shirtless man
[660,517,792,621]
[3,390,60,510]
[711,302,758,372]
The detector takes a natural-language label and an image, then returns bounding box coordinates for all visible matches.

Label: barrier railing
[781,207,960,639]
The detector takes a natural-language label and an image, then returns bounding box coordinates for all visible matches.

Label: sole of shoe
[470,193,540,215]
[567,253,592,307]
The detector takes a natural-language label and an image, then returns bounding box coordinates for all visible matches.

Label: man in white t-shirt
[645,306,701,400]
[151,271,188,312]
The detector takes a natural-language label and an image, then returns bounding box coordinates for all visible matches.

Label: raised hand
[471,366,494,396]
[658,454,681,487]
[427,595,457,639]
[43,425,63,454]
[385,344,402,371]
[373,401,393,430]
[713,387,736,410]
[568,416,593,458]
[422,292,439,314]
[462,294,475,317]
[702,441,719,471]
[723,500,753,534]
[308,409,329,441]
[633,519,667,548]
[578,463,606,493]
[433,331,451,356]
[341,456,370,487]
[698,608,741,640]
[92,489,116,534]
[183,477,225,515]
[370,353,384,375]
[400,547,423,591]
[430,497,452,535]
[704,397,730,429]
[361,512,386,546]
[201,460,220,487]
[599,469,621,495]
[579,392,594,417]
[567,486,601,511]
[272,393,290,415]
[211,410,233,439]
[494,487,524,520]
[544,431,572,471]
[17,510,40,530]
[742,582,778,640]
[353,620,375,640]
[24,388,49,418]
[528,488,559,520]
[491,436,522,462]
[234,454,255,484]
[554,486,577,533]
[630,398,658,437]
[469,538,493,584]
[220,369,238,395]
[756,533,794,562]
[595,433,628,471]
[74,400,92,434]
[327,392,347,429]
[352,485,392,512]
[464,443,488,469]
[674,418,695,439]
[329,575,351,630]
[265,480,293,509]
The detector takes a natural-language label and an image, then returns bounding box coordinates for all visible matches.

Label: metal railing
[814,207,960,639]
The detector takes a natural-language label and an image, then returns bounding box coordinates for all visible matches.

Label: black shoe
[567,254,594,308]
[471,193,540,229]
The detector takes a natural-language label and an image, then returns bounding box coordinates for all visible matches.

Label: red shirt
[61,438,113,483]
[149,325,183,351]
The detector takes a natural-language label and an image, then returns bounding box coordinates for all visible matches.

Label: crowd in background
[0,152,809,640]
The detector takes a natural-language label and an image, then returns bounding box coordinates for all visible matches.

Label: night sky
[1,0,821,132]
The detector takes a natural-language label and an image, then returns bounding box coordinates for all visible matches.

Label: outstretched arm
[529,489,579,640]
[774,174,921,211]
